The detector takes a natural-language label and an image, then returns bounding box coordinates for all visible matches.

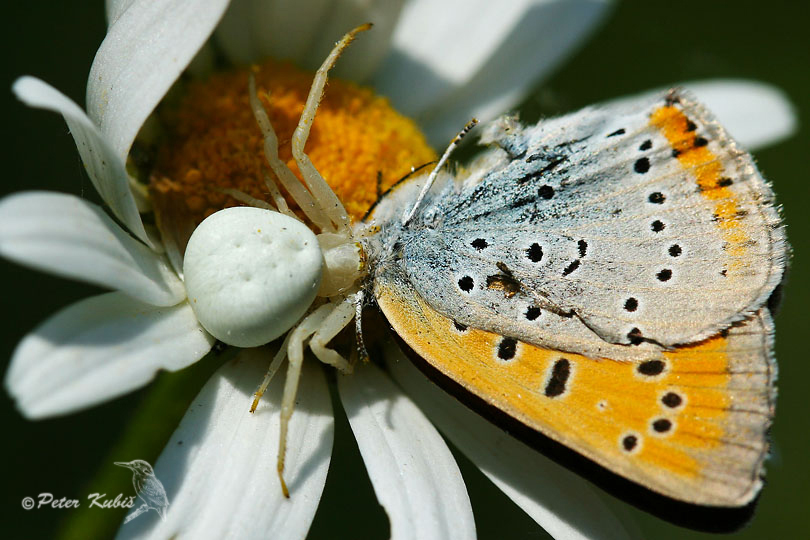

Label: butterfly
[180,26,786,509]
[365,89,785,508]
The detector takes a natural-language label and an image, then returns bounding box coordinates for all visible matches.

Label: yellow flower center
[149,59,437,225]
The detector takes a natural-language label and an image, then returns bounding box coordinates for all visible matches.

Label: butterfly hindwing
[375,268,776,507]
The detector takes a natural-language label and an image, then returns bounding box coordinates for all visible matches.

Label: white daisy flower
[1,1,796,539]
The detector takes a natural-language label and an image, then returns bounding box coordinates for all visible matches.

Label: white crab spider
[182,23,473,497]
[184,207,325,348]
[182,25,372,498]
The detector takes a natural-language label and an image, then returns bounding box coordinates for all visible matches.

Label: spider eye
[183,207,323,347]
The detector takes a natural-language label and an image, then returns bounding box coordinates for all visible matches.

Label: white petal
[605,80,797,152]
[116,349,333,540]
[338,362,475,540]
[215,0,332,66]
[302,0,407,83]
[683,80,797,150]
[12,77,151,246]
[5,292,214,418]
[0,192,185,306]
[87,0,231,162]
[384,345,633,540]
[105,0,136,26]
[373,0,613,145]
[217,0,405,80]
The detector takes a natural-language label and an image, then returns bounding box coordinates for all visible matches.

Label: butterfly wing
[375,266,776,507]
[393,89,786,356]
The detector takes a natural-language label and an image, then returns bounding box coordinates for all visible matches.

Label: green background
[1,1,807,538]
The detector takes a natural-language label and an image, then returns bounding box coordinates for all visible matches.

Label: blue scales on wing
[377,90,786,360]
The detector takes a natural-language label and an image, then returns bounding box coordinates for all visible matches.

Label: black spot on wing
[622,434,638,452]
[634,157,650,174]
[497,337,517,360]
[471,238,488,250]
[624,297,638,312]
[577,239,588,258]
[562,259,581,276]
[537,185,555,199]
[656,269,673,282]
[638,359,666,376]
[544,358,571,397]
[718,177,734,187]
[526,243,544,262]
[652,418,673,433]
[648,192,666,204]
[662,392,683,408]
[458,276,474,292]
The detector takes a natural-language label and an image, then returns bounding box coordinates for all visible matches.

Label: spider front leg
[248,73,332,231]
[309,294,359,375]
[290,24,371,235]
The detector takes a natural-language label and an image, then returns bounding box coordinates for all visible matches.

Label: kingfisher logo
[114,460,169,523]
[20,459,168,524]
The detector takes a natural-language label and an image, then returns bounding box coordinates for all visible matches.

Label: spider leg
[219,187,278,211]
[290,25,371,235]
[249,332,293,414]
[248,73,333,232]
[276,303,334,497]
[309,295,357,374]
[262,169,297,220]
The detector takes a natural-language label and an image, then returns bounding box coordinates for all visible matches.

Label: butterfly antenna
[354,289,369,362]
[402,118,478,226]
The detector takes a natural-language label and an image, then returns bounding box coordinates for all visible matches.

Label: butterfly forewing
[382,90,785,358]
